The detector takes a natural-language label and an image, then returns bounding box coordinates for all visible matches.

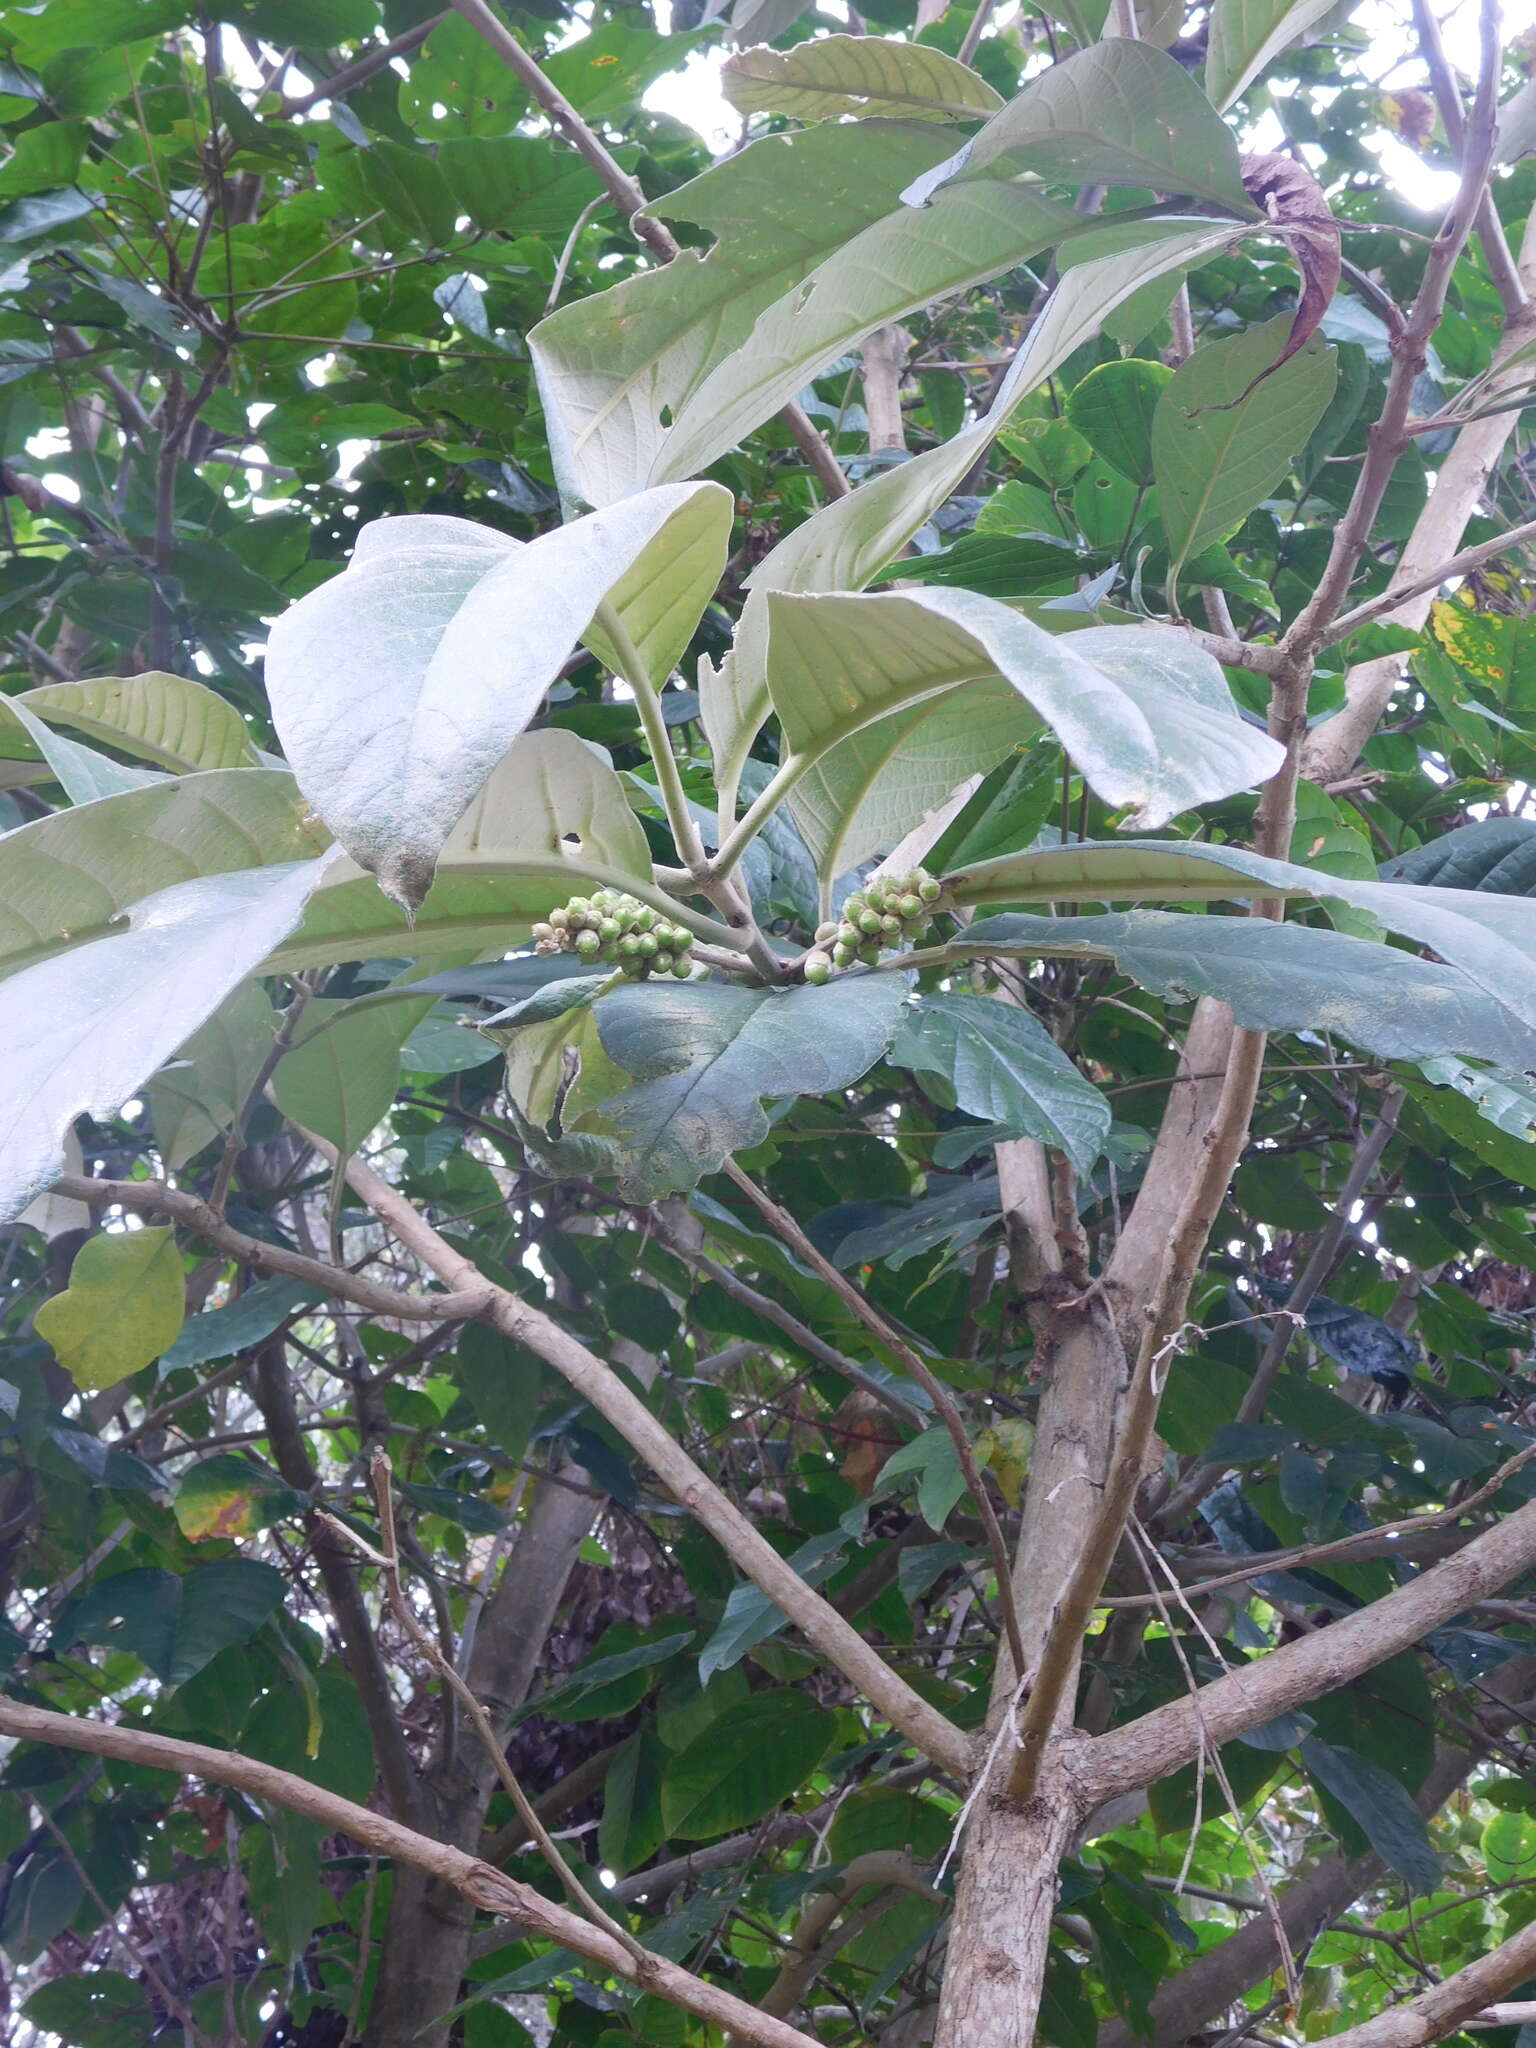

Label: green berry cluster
[532,891,696,980]
[803,868,942,982]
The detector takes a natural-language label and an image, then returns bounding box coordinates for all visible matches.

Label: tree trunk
[934,1786,1079,2048]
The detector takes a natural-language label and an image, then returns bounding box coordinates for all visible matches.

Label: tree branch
[1319,518,1536,645]
[0,1696,827,2048]
[1081,1491,1536,1804]
[328,1141,973,1778]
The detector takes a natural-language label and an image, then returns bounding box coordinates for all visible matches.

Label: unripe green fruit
[598,917,620,942]
[618,933,641,956]
[671,958,692,979]
[638,931,659,956]
[653,950,673,974]
[804,953,832,984]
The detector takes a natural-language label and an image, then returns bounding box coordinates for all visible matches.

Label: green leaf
[357,137,458,246]
[455,1323,544,1468]
[0,858,328,1222]
[521,1629,694,1722]
[1380,817,1536,894]
[697,1528,850,1680]
[146,981,278,1170]
[721,35,1003,122]
[0,119,84,197]
[1066,358,1174,486]
[648,180,1076,493]
[0,693,162,804]
[902,39,1254,214]
[575,975,909,1199]
[437,135,608,238]
[265,489,730,908]
[660,1690,836,1839]
[530,123,1003,506]
[271,996,417,1157]
[891,990,1111,1176]
[1300,1738,1441,1895]
[160,1276,324,1371]
[765,590,1283,833]
[1152,313,1338,583]
[52,1560,286,1685]
[599,1731,670,1875]
[36,1227,185,1392]
[398,12,525,137]
[744,221,1243,605]
[1206,0,1344,109]
[1482,1806,1536,1884]
[943,910,1536,1070]
[943,836,1536,1035]
[877,1425,967,1530]
[0,768,328,983]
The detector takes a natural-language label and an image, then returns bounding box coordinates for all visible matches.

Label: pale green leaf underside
[264,487,729,908]
[766,589,1283,832]
[530,121,955,507]
[722,35,1003,122]
[944,837,1536,1034]
[19,671,258,774]
[943,911,1536,1072]
[0,860,329,1224]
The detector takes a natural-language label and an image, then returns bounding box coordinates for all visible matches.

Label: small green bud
[653,950,674,975]
[618,933,641,956]
[598,917,621,942]
[637,931,659,956]
[632,906,655,933]
[858,941,881,965]
[575,929,602,957]
[670,958,693,979]
[919,875,941,903]
[804,952,832,984]
[881,914,902,937]
[814,921,839,945]
[898,894,923,921]
[832,941,855,968]
[858,910,883,936]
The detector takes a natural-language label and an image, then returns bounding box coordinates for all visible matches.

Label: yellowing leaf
[976,1419,1035,1507]
[173,1453,303,1543]
[36,1228,185,1392]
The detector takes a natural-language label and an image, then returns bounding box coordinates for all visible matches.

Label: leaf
[1238,155,1340,373]
[1380,817,1536,894]
[160,1276,324,1371]
[52,1560,287,1685]
[660,1690,836,1839]
[173,1453,307,1542]
[0,695,163,804]
[891,991,1110,1176]
[765,590,1283,833]
[530,121,956,507]
[900,39,1254,214]
[264,488,730,908]
[146,982,278,1170]
[722,36,1003,122]
[744,221,1244,605]
[575,975,909,1199]
[36,1228,185,1392]
[941,837,1536,1036]
[834,1175,1002,1270]
[521,1629,694,1721]
[15,672,257,774]
[271,997,416,1157]
[698,1528,850,1680]
[877,1426,967,1530]
[786,679,1035,888]
[0,768,329,983]
[455,1323,544,1468]
[0,858,329,1223]
[1300,1738,1441,1895]
[649,180,1077,492]
[1065,358,1173,486]
[1152,313,1338,583]
[599,1732,670,1875]
[1207,0,1345,109]
[943,910,1536,1071]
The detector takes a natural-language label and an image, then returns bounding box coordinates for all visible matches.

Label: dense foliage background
[8,1,1536,2046]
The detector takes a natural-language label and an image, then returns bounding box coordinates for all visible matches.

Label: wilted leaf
[173,1454,307,1542]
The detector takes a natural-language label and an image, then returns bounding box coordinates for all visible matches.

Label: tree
[6,0,1536,2043]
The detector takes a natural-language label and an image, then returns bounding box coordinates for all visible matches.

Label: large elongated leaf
[264,488,730,909]
[722,36,1002,122]
[1153,314,1337,579]
[0,695,162,804]
[577,975,910,1198]
[1206,0,1343,110]
[1300,1738,1441,1895]
[146,982,277,1170]
[787,677,1033,886]
[660,1690,836,1839]
[650,180,1078,488]
[765,590,1283,832]
[0,859,329,1223]
[18,672,257,773]
[743,220,1244,606]
[901,39,1254,214]
[942,910,1536,1070]
[271,997,420,1157]
[891,990,1111,1175]
[52,1560,287,1687]
[941,838,1536,1033]
[1379,817,1536,894]
[0,769,329,983]
[265,728,669,974]
[530,121,956,507]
